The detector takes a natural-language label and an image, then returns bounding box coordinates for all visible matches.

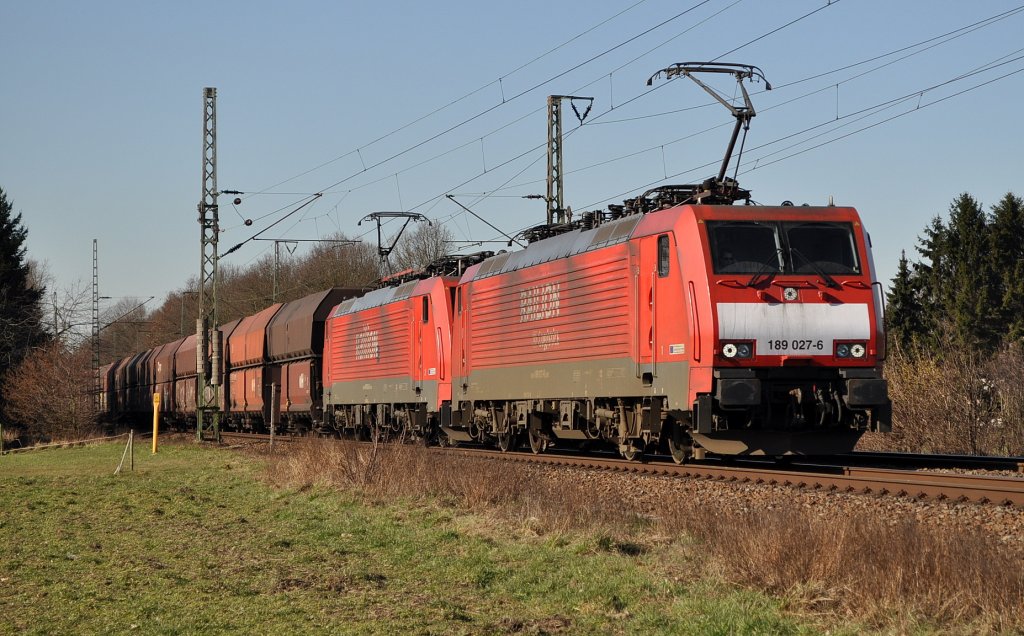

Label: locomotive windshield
[708,221,860,275]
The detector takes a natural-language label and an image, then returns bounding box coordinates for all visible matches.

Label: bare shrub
[2,342,98,441]
[986,344,1024,455]
[884,343,1024,455]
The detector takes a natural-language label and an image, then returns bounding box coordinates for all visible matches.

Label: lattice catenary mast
[92,238,100,411]
[546,95,592,225]
[196,87,221,441]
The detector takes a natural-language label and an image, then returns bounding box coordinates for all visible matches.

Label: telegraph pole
[546,95,592,225]
[197,87,221,442]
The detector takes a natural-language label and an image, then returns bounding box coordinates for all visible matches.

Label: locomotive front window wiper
[789,248,841,289]
[746,249,786,288]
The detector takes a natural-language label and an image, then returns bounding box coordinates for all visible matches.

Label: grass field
[1,440,817,635]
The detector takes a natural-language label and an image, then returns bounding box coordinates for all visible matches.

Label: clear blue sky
[2,0,1021,314]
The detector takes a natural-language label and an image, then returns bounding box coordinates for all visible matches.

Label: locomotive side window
[785,222,860,275]
[657,234,670,277]
[422,296,429,323]
[707,221,783,274]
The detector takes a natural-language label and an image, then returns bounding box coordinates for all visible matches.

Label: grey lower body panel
[326,377,439,410]
[456,357,689,408]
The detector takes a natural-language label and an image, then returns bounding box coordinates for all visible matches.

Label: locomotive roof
[462,203,863,283]
[331,277,449,318]
[466,211,647,281]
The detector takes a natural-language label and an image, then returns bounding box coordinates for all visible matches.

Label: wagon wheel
[528,428,548,454]
[497,429,515,453]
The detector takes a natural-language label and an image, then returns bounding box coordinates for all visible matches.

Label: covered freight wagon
[225,304,281,430]
[264,287,362,433]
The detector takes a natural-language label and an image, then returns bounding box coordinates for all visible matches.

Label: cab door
[636,233,674,382]
[414,295,429,397]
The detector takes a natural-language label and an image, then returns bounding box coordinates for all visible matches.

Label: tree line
[880,191,1024,455]
[886,192,1024,353]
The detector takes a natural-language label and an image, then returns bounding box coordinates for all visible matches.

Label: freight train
[99,183,891,461]
[97,63,891,461]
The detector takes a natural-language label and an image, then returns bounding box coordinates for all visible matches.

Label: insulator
[211,329,223,386]
[196,318,206,377]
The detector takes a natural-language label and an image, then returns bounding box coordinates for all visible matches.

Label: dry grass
[266,438,1024,632]
[264,439,635,533]
[661,502,1024,630]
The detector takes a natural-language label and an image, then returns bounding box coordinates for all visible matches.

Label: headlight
[721,341,753,359]
[836,341,867,359]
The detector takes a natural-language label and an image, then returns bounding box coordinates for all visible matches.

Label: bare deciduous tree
[391,222,453,273]
[3,342,98,441]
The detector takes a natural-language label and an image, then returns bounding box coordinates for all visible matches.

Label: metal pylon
[197,87,221,442]
[546,95,592,225]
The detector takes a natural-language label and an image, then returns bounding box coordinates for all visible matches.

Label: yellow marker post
[152,392,161,454]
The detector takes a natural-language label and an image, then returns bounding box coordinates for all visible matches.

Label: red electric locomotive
[322,262,470,439]
[436,62,889,459]
[442,191,890,460]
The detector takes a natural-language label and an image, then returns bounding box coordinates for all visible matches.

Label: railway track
[840,451,1024,472]
[440,449,1024,507]
[215,432,1024,507]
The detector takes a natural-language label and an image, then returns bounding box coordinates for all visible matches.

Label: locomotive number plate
[765,339,825,353]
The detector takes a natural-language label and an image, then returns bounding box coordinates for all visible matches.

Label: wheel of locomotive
[666,423,691,465]
[620,439,645,461]
[528,428,548,454]
[497,429,515,453]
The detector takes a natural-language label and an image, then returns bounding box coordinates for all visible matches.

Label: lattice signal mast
[197,87,221,441]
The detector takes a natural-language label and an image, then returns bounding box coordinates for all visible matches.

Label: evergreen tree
[945,193,999,348]
[988,192,1024,340]
[913,214,950,348]
[886,250,925,352]
[0,187,49,420]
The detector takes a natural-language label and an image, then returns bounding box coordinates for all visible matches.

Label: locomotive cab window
[785,222,860,274]
[707,220,861,276]
[707,221,783,274]
[657,234,670,277]
[422,296,429,323]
